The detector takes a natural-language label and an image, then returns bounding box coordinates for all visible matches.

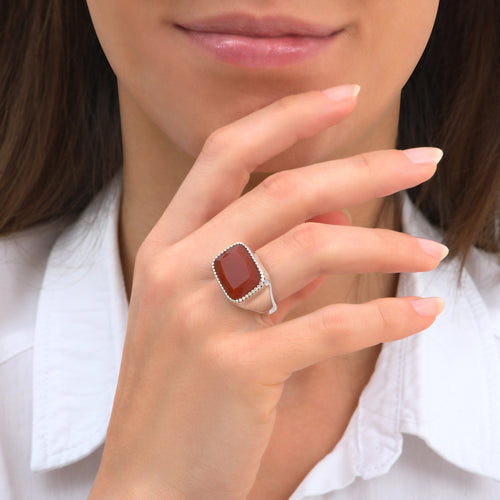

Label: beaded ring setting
[212,242,277,314]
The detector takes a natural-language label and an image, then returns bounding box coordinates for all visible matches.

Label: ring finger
[210,223,447,316]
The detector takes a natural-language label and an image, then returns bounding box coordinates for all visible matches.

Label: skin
[85,1,442,498]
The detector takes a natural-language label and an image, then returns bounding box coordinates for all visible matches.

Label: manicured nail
[412,297,445,317]
[417,238,449,261]
[403,147,444,165]
[322,84,360,102]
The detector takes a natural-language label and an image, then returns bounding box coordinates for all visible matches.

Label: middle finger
[191,147,442,272]
[254,223,449,304]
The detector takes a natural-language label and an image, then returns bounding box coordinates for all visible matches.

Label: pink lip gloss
[182,30,338,68]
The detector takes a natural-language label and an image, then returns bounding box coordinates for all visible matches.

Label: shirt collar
[31,177,128,471]
[31,188,500,486]
[396,199,500,480]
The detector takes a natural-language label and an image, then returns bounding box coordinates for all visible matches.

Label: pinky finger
[248,296,444,383]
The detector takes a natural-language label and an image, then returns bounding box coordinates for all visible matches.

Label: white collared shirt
[1,179,499,499]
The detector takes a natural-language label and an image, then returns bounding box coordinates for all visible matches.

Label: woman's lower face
[86,0,439,171]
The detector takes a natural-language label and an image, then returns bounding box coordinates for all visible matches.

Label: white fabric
[0,179,499,499]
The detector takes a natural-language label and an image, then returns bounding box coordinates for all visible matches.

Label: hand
[89,86,445,499]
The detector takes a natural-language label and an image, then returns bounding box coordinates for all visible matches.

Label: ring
[212,242,278,315]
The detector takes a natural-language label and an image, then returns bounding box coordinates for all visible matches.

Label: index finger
[151,85,360,245]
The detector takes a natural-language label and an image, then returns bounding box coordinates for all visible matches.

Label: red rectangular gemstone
[213,243,262,300]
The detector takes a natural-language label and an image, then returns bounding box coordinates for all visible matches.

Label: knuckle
[201,125,236,159]
[135,238,179,280]
[134,240,157,271]
[356,152,376,174]
[352,152,382,198]
[258,170,298,200]
[145,251,178,287]
[274,94,297,115]
[134,245,194,309]
[136,251,167,287]
[373,301,395,332]
[285,223,323,254]
[315,305,350,342]
[173,283,215,333]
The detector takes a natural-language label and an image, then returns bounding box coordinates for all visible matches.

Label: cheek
[321,0,440,150]
[86,0,221,156]
[354,0,439,85]
[86,0,162,89]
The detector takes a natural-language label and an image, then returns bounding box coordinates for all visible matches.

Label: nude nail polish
[412,297,445,317]
[417,238,449,261]
[403,147,444,165]
[322,84,360,101]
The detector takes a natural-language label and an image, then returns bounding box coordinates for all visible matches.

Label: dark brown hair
[399,0,500,261]
[1,1,499,264]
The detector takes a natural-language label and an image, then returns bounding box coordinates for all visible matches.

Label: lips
[176,13,338,38]
[175,13,341,67]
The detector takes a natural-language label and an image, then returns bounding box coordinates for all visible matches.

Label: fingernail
[412,297,445,317]
[417,238,449,261]
[322,84,361,102]
[403,147,444,165]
